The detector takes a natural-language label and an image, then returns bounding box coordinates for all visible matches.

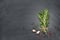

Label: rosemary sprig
[38,9,49,33]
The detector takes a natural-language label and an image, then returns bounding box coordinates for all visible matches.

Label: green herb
[37,8,49,33]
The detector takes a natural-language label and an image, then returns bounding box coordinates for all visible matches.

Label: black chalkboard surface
[0,0,60,40]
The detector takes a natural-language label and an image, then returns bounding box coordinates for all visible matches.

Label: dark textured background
[0,0,60,40]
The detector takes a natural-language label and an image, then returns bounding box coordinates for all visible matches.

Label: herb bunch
[38,9,49,33]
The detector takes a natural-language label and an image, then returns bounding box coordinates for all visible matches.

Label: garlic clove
[36,31,40,34]
[32,29,36,33]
